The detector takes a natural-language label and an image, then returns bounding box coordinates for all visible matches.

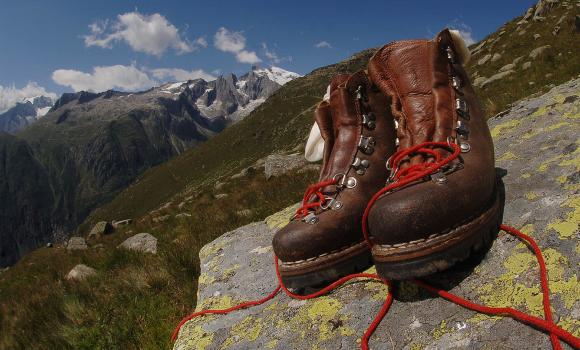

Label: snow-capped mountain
[0,95,55,134]
[156,66,300,123]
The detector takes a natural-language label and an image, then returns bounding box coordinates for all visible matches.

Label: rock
[93,243,105,250]
[214,182,225,190]
[66,237,88,251]
[533,0,558,20]
[522,6,535,21]
[176,213,192,218]
[118,233,158,254]
[112,219,132,228]
[477,54,492,66]
[533,33,541,40]
[512,56,525,66]
[552,25,561,36]
[214,194,229,200]
[173,79,580,350]
[472,77,487,88]
[88,221,113,240]
[264,153,307,179]
[236,209,252,217]
[490,53,502,62]
[529,45,551,59]
[481,70,515,88]
[178,201,187,210]
[46,242,53,248]
[152,214,171,224]
[499,63,515,72]
[545,73,554,78]
[517,29,527,36]
[66,264,96,281]
[522,61,533,70]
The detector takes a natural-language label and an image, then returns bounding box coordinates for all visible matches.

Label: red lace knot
[294,178,338,219]
[386,141,462,183]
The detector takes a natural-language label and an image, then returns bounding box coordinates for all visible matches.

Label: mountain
[0,1,578,348]
[0,67,299,267]
[0,95,55,133]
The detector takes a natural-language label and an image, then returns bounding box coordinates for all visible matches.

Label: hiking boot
[272,71,397,288]
[366,29,503,280]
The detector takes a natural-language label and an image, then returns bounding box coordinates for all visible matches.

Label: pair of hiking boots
[273,29,503,288]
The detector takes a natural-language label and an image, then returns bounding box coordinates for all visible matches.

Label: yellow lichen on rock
[490,119,521,139]
[265,204,299,229]
[477,240,579,317]
[547,196,579,239]
[175,325,214,350]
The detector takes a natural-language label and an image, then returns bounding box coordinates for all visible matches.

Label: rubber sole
[278,241,373,289]
[372,190,502,280]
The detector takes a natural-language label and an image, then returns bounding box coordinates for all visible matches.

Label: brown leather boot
[366,29,502,280]
[272,71,397,288]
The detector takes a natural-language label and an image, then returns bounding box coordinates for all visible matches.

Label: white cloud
[150,68,216,82]
[213,27,261,64]
[52,64,156,92]
[449,21,476,46]
[0,82,57,113]
[314,41,332,49]
[84,12,201,56]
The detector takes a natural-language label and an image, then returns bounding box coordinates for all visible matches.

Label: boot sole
[278,241,372,289]
[372,189,502,280]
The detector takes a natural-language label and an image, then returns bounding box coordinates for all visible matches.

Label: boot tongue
[368,30,457,166]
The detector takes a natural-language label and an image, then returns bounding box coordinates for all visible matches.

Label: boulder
[66,264,96,281]
[480,70,515,88]
[533,33,541,40]
[66,237,88,251]
[173,79,580,350]
[522,61,533,70]
[152,214,171,224]
[499,63,515,72]
[477,54,492,66]
[118,233,158,254]
[472,76,487,88]
[490,53,502,62]
[88,221,113,239]
[264,153,307,179]
[512,56,525,66]
[176,213,192,219]
[112,219,132,228]
[214,194,229,200]
[529,45,551,59]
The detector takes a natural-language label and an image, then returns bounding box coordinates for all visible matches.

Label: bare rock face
[118,233,157,254]
[66,237,88,251]
[66,264,96,281]
[173,79,580,349]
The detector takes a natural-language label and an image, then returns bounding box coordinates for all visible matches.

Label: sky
[0,0,536,112]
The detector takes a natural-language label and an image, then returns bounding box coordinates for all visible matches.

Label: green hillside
[1,1,578,348]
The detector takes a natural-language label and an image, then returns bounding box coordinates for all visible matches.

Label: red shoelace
[295,178,338,218]
[172,142,580,350]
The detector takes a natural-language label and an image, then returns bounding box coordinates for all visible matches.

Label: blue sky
[0,0,535,111]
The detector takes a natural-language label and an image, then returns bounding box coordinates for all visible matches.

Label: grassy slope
[1,3,579,349]
[467,4,580,115]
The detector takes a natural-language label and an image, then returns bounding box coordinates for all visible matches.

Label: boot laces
[294,178,338,219]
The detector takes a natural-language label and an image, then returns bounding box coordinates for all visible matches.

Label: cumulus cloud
[52,64,156,92]
[150,68,216,82]
[84,12,203,56]
[449,21,476,46]
[214,27,261,64]
[314,41,332,49]
[0,82,57,113]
